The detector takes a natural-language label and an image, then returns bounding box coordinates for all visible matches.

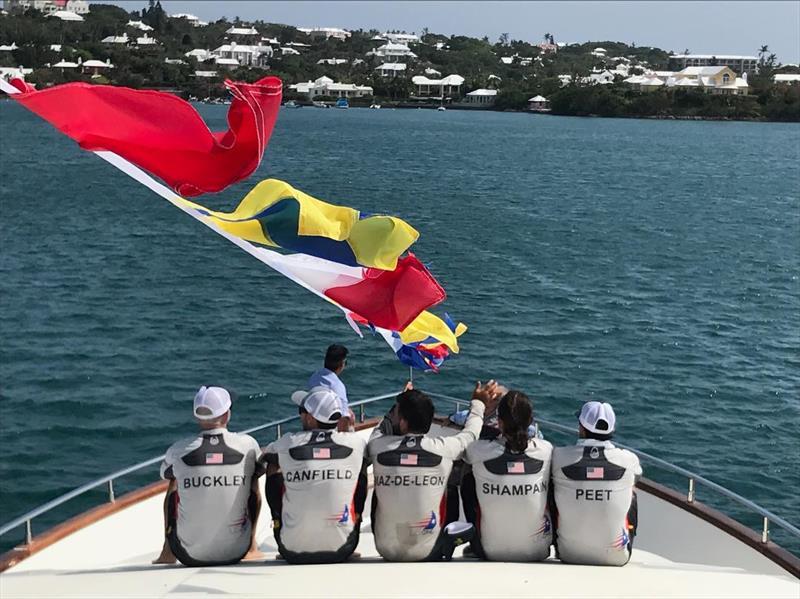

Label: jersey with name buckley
[263,430,367,562]
[465,435,554,561]
[160,428,261,564]
[551,438,642,566]
[367,400,485,562]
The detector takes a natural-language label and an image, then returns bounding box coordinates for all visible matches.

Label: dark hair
[582,427,614,441]
[497,390,532,453]
[324,344,348,371]
[396,389,434,434]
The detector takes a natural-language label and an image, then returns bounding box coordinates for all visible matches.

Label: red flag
[324,254,446,331]
[7,77,282,197]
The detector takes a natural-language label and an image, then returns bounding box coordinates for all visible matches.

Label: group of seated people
[153,349,641,569]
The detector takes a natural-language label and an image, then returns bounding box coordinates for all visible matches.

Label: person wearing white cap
[152,386,265,566]
[551,401,642,566]
[260,386,367,563]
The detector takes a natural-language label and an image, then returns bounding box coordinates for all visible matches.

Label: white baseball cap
[193,386,232,420]
[578,401,616,434]
[291,386,342,425]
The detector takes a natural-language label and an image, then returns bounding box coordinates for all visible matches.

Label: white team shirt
[367,400,485,562]
[465,436,554,561]
[160,428,261,564]
[551,439,642,566]
[263,430,366,556]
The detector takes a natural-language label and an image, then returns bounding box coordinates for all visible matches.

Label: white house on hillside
[172,13,207,27]
[226,26,258,36]
[289,75,372,98]
[297,27,351,41]
[368,42,417,62]
[411,74,464,98]
[774,74,800,84]
[375,63,406,77]
[464,88,497,106]
[213,43,272,67]
[383,32,419,44]
[101,34,129,44]
[5,0,88,14]
[127,20,152,31]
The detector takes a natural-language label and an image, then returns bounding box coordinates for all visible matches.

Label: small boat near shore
[335,98,349,109]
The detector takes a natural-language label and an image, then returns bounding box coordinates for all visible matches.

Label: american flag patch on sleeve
[205,453,223,464]
[400,453,418,466]
[313,447,331,459]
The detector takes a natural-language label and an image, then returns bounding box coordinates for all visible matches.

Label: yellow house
[669,66,748,95]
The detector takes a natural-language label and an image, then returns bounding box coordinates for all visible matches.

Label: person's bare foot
[242,548,267,561]
[151,546,177,565]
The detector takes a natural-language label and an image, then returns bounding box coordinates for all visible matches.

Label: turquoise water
[1,103,798,552]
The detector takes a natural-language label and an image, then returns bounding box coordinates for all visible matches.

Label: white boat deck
[1,425,798,598]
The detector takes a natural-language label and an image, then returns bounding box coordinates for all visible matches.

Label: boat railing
[1,391,798,553]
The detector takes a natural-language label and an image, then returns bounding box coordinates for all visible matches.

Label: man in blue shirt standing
[307,344,352,430]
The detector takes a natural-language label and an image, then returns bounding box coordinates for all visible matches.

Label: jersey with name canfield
[160,428,261,563]
[264,430,366,555]
[367,400,485,562]
[465,436,554,561]
[551,439,642,566]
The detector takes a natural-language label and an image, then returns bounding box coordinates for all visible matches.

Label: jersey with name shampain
[465,436,554,561]
[367,400,485,562]
[160,428,261,563]
[264,430,366,555]
[551,439,642,566]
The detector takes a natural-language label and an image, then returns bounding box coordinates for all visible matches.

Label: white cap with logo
[578,401,616,434]
[193,386,232,420]
[291,386,342,425]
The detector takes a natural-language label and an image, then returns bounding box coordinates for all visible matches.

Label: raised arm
[431,381,503,460]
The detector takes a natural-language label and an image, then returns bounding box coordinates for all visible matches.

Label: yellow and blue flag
[179,179,418,270]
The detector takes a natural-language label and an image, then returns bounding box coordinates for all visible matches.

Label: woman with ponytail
[461,390,554,561]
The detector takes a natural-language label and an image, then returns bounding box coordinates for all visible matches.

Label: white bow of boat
[0,392,798,598]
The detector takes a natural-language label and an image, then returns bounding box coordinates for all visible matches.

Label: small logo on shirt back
[313,447,331,459]
[326,504,351,527]
[535,514,552,536]
[400,453,418,466]
[205,453,223,464]
[586,466,604,479]
[507,461,525,474]
[411,511,437,534]
[612,527,630,549]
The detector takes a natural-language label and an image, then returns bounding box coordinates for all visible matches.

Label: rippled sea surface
[1,103,798,552]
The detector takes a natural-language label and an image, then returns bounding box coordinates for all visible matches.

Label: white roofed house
[317,58,347,66]
[528,95,550,111]
[590,47,607,57]
[667,66,749,95]
[135,34,157,47]
[289,75,372,99]
[101,34,129,45]
[0,43,18,51]
[280,47,301,56]
[374,62,406,78]
[773,74,800,84]
[171,13,207,27]
[463,88,498,106]
[81,58,113,77]
[225,26,259,37]
[126,20,153,32]
[368,42,417,63]
[411,74,464,98]
[185,48,212,62]
[296,27,351,41]
[383,32,419,44]
[213,43,273,67]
